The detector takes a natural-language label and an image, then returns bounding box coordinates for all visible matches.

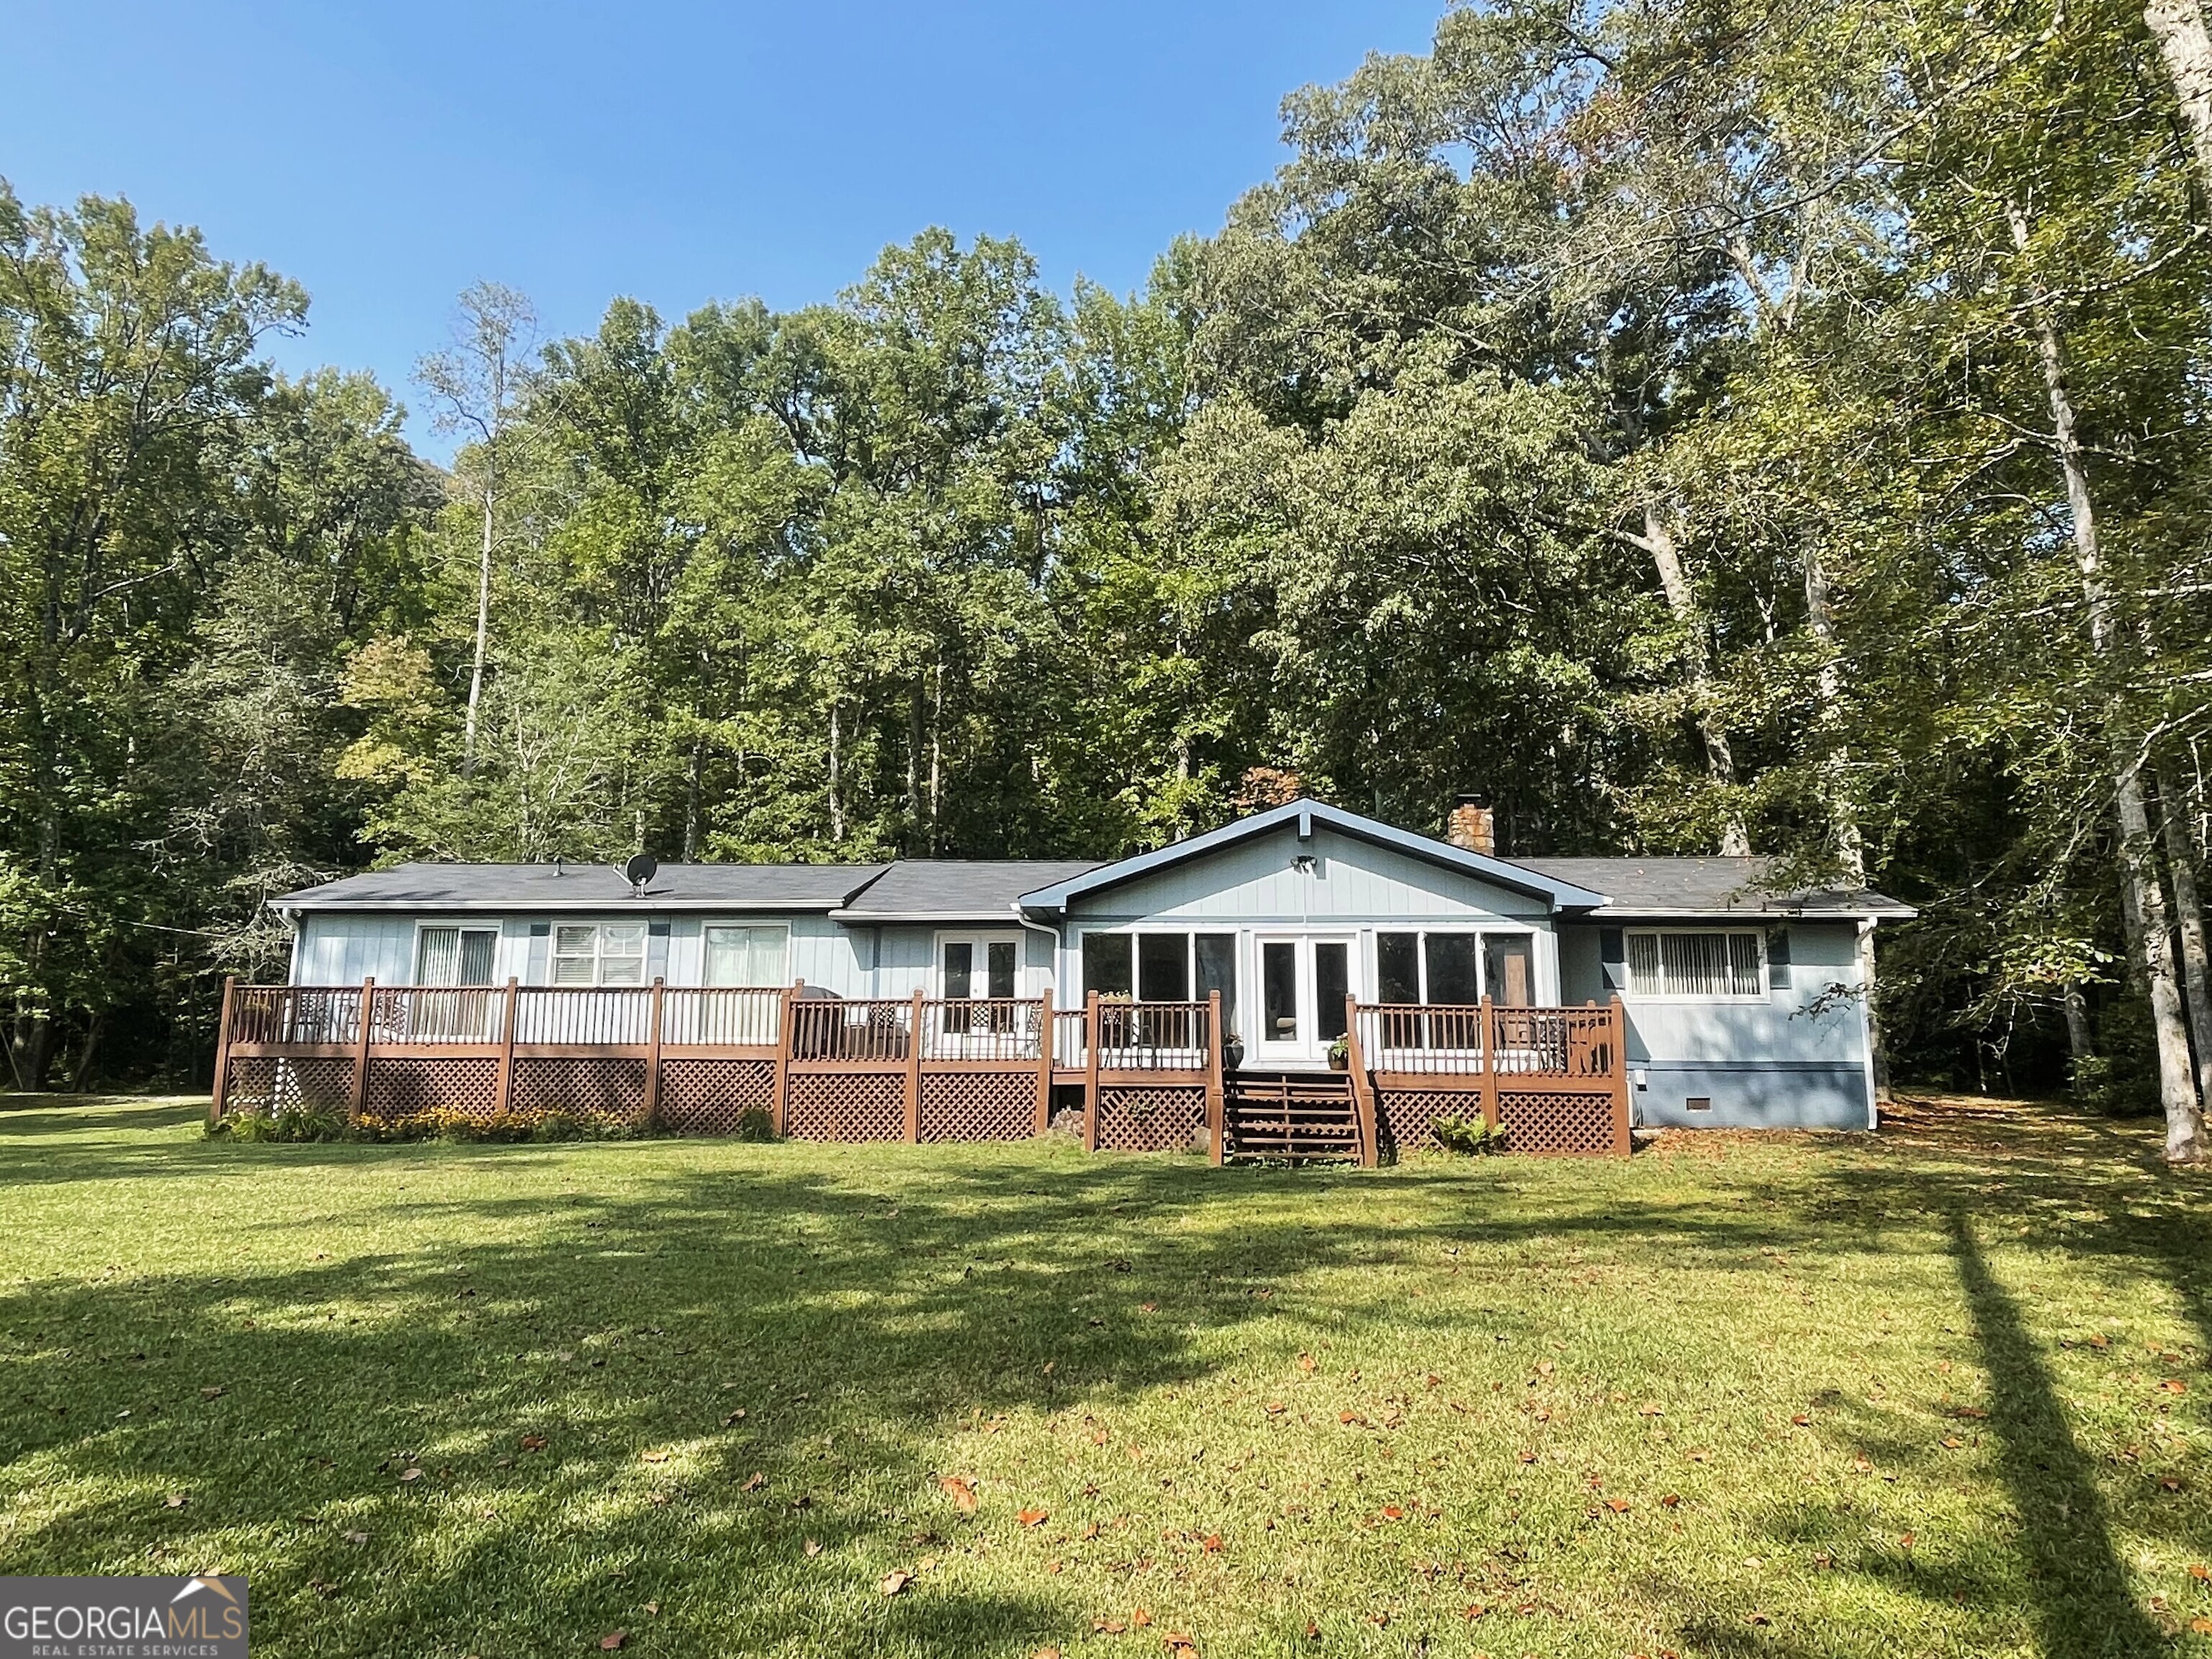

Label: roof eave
[1017,799,1611,913]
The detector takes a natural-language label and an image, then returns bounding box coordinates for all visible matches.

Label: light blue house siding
[1051,824,1565,1049]
[288,911,1055,1000]
[273,798,1906,1132]
[1557,920,1876,1130]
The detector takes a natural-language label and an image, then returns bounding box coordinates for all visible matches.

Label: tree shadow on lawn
[0,1103,2204,1655]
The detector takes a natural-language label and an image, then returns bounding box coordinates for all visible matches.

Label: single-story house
[259,797,1911,1136]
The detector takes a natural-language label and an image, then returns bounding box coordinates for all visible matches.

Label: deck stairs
[1223,1069,1362,1163]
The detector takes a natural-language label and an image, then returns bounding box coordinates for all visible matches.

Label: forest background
[10,0,2212,1158]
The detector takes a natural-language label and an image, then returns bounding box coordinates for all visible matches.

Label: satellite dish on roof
[623,853,659,894]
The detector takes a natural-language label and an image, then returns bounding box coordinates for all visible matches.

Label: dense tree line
[6,0,2212,1158]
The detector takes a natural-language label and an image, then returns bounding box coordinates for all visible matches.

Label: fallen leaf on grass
[598,1632,626,1651]
[1035,1649,1064,1659]
[1899,1532,1916,1551]
[1298,1353,1316,1373]
[1790,1413,1812,1427]
[308,1578,339,1598]
[1747,1612,1771,1627]
[1463,1603,1488,1619]
[2159,1379,2188,1395]
[1264,1403,1286,1416]
[1688,1449,1712,1462]
[941,1475,979,1512]
[1517,1450,1538,1465]
[1604,1498,1631,1514]
[719,1408,747,1426]
[399,1467,424,1483]
[1164,1634,1196,1657]
[342,1530,369,1546]
[1941,1437,1964,1449]
[1339,1412,1367,1426]
[880,1570,912,1597]
[1637,1402,1664,1417]
[1091,1429,1110,1446]
[1379,1506,1404,1521]
[642,1601,659,1617]
[1094,1618,1128,1635]
[200,1386,225,1400]
[1018,1506,1050,1528]
[2189,1563,2211,1581]
[161,1493,188,1510]
[2192,1618,2212,1636]
[520,1434,548,1452]
[642,1450,670,1464]
[1660,1493,1681,1509]
[1201,1532,1223,1553]
[1140,1302,1158,1313]
[741,1472,766,1492]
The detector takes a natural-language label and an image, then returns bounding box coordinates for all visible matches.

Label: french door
[1251,934,1356,1067]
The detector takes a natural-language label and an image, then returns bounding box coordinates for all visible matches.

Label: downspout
[1856,917,1881,1130]
[1015,908,1065,999]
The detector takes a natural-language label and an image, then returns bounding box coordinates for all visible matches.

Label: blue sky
[2,0,1444,457]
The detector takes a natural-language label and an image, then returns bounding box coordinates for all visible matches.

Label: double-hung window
[703,925,788,987]
[552,922,647,986]
[1624,929,1763,998]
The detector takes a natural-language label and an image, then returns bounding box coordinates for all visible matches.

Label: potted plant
[1327,1035,1351,1071]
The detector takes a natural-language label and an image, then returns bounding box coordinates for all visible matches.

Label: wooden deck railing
[1349,996,1629,1156]
[210,979,1627,1157]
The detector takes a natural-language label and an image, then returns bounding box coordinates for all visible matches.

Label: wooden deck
[212,980,1630,1160]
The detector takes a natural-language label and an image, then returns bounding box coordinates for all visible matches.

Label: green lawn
[1,1096,2207,1658]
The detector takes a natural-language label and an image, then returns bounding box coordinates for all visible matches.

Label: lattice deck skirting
[785,1071,907,1141]
[1095,1084,1207,1152]
[657,1058,776,1134]
[1497,1089,1618,1154]
[920,1072,1038,1143]
[1376,1089,1463,1155]
[367,1057,500,1120]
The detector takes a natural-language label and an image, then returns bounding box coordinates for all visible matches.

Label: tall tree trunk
[927,659,943,858]
[2010,201,2207,1160]
[2156,760,2212,1110]
[1645,500,1751,855]
[462,484,494,776]
[2145,0,2212,189]
[2064,982,2095,1073]
[827,701,845,845]
[683,738,703,863]
[1803,541,1864,884]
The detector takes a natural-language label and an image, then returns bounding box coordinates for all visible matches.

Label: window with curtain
[415,925,497,986]
[1625,930,1764,997]
[703,925,788,986]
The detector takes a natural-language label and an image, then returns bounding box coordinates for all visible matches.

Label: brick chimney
[1447,793,1495,855]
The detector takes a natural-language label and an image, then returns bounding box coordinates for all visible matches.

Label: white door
[1251,934,1357,1067]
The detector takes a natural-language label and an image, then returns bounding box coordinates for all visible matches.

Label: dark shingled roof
[271,862,890,913]
[835,860,1106,921]
[1511,857,1915,920]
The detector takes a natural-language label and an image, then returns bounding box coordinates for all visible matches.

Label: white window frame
[1622,927,1768,1002]
[550,920,649,988]
[1369,926,1545,1006]
[411,922,500,987]
[701,921,791,988]
[934,931,1025,1000]
[1076,928,1241,1005]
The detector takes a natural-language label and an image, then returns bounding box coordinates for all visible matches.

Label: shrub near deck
[0,1094,2207,1658]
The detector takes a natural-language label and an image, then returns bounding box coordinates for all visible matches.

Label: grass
[0,1094,2208,1659]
